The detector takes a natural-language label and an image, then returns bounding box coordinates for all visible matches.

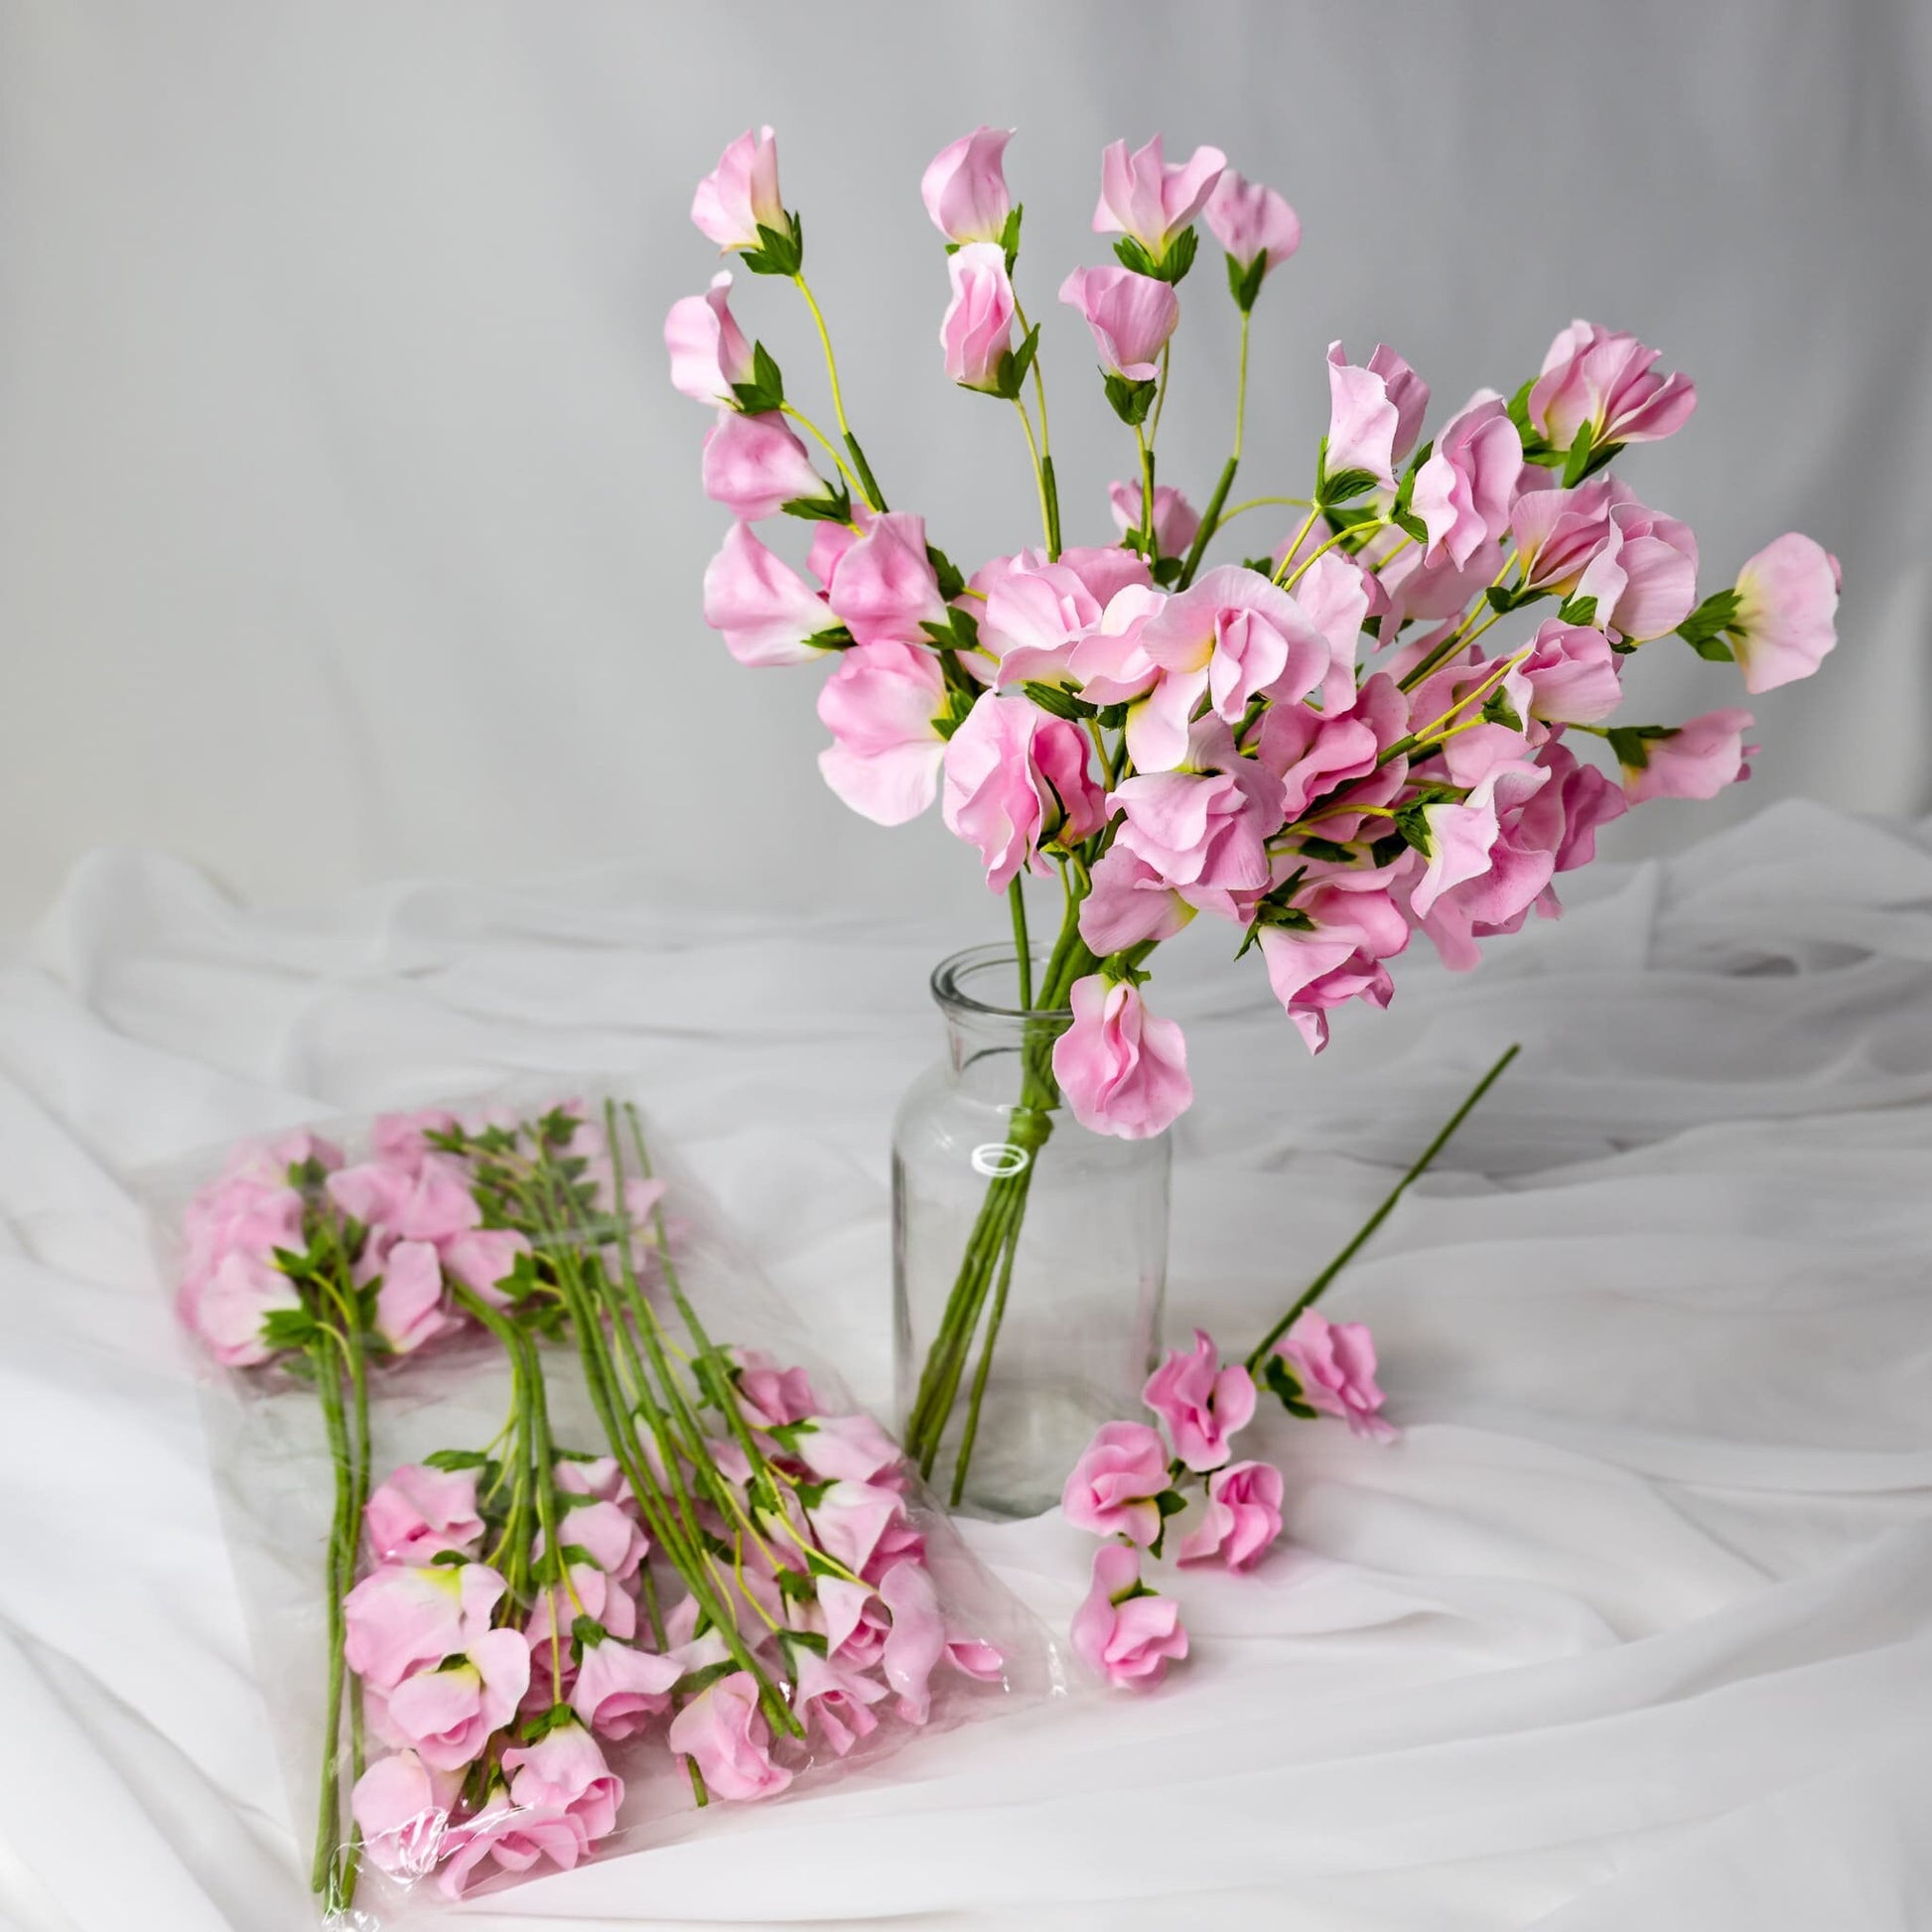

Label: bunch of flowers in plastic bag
[177,1099,1013,1917]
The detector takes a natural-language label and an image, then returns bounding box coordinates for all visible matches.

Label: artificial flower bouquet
[161,1093,1051,1923]
[667,123,1840,1502]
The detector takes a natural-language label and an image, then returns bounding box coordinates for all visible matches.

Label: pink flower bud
[939,241,1017,392]
[1203,170,1300,274]
[1274,1310,1397,1441]
[1729,532,1840,693]
[921,126,1014,244]
[1059,265,1179,381]
[664,272,755,406]
[1143,1328,1256,1471]
[1069,1542,1188,1689]
[1050,974,1193,1141]
[690,125,783,251]
[1092,136,1226,261]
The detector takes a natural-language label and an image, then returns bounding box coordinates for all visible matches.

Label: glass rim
[929,942,1073,1023]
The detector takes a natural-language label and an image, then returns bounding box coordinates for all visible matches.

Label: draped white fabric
[1,797,1928,1929]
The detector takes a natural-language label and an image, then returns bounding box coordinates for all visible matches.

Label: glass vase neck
[930,944,1069,1079]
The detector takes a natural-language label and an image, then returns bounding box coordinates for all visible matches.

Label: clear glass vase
[893,944,1170,1519]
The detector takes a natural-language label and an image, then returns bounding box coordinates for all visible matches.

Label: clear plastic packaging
[148,1086,1059,1925]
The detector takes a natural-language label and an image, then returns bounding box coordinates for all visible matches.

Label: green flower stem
[308,1333,354,1908]
[946,1173,1031,1507]
[1244,1043,1521,1374]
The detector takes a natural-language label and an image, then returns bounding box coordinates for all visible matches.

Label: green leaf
[260,1308,320,1350]
[1155,223,1198,284]
[1151,554,1184,587]
[780,1628,828,1657]
[1102,372,1158,426]
[1319,468,1379,507]
[1481,685,1524,732]
[1561,419,1596,487]
[803,623,855,652]
[423,1449,491,1472]
[672,1659,735,1701]
[772,1566,816,1602]
[1556,594,1598,627]
[995,323,1042,401]
[1226,248,1268,313]
[428,1548,469,1568]
[1677,588,1741,647]
[926,543,966,602]
[1022,680,1096,721]
[1393,508,1430,545]
[1000,203,1024,273]
[571,1615,608,1649]
[1155,1488,1188,1518]
[1263,1352,1319,1419]
[751,340,784,404]
[1684,631,1735,663]
[779,484,851,523]
[1504,377,1536,436]
[1111,235,1159,278]
[1485,583,1523,616]
[1605,723,1677,770]
[741,213,804,278]
[1369,831,1409,868]
[1296,835,1356,866]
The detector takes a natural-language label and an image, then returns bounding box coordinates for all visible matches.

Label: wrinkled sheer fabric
[1,798,1929,1928]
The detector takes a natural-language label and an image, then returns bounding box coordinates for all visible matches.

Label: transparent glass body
[892,944,1170,1518]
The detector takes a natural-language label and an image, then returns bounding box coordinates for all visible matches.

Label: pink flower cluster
[1062,1311,1392,1689]
[345,1361,1002,1897]
[665,124,1841,1149]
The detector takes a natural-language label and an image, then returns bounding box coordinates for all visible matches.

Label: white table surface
[3,796,1930,1930]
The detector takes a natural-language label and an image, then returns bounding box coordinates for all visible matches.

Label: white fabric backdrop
[2,0,1930,933]
[2,798,1930,1929]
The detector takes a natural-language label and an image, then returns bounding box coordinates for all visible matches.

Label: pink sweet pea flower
[351,1750,458,1881]
[440,1226,529,1304]
[1203,169,1301,276]
[691,125,783,252]
[665,272,755,407]
[191,1248,302,1367]
[1325,342,1430,489]
[1618,708,1756,802]
[1128,564,1328,771]
[1070,1542,1188,1690]
[1519,620,1624,729]
[1508,478,1616,598]
[980,557,1105,688]
[1275,1310,1396,1441]
[1059,266,1180,381]
[806,1479,908,1576]
[372,1238,454,1355]
[368,1110,459,1173]
[1092,136,1226,261]
[1257,879,1411,1054]
[1107,717,1283,906]
[1410,759,1548,921]
[732,1350,821,1428]
[791,1411,903,1484]
[436,1787,590,1897]
[344,1562,504,1693]
[501,1717,623,1842]
[1413,392,1523,568]
[364,1463,483,1566]
[1575,485,1700,642]
[816,638,948,825]
[1109,480,1200,559]
[878,1558,947,1724]
[792,1649,891,1755]
[1078,844,1195,955]
[1051,975,1193,1142]
[1537,737,1628,876]
[666,1671,792,1801]
[384,1627,530,1772]
[825,509,951,646]
[701,410,832,522]
[1529,320,1696,450]
[940,242,1017,392]
[702,521,841,667]
[1060,1420,1172,1545]
[1143,1328,1257,1472]
[921,126,1014,244]
[1728,533,1840,693]
[942,691,1104,891]
[1177,1458,1285,1570]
